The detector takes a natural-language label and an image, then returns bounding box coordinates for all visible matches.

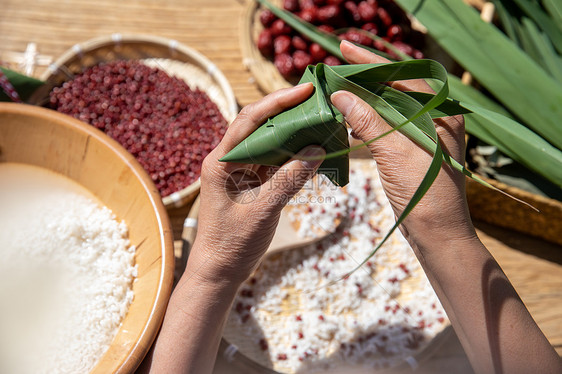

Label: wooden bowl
[0,102,175,374]
[29,34,238,209]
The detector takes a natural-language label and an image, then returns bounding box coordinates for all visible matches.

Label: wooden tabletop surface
[1,0,560,372]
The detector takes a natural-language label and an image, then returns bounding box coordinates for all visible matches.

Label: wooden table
[2,0,560,372]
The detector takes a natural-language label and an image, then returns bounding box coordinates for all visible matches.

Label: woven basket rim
[35,33,238,209]
[239,0,293,95]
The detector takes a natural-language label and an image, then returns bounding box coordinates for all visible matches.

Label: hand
[189,83,325,285]
[331,41,476,250]
[330,42,562,374]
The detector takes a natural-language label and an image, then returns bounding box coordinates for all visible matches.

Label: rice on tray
[224,159,449,373]
[0,163,136,374]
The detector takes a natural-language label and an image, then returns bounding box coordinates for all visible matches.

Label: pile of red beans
[257,0,425,79]
[50,60,227,198]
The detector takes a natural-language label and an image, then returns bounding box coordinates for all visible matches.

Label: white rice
[224,160,448,373]
[0,163,136,374]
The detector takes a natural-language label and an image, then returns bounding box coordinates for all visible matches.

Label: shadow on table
[474,221,562,265]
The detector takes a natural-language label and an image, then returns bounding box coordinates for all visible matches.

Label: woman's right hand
[331,41,477,251]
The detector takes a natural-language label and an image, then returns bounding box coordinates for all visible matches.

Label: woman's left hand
[189,82,325,286]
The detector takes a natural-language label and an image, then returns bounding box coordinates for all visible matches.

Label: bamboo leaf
[461,102,562,187]
[221,64,350,186]
[0,67,44,102]
[512,17,544,69]
[404,92,471,118]
[252,0,562,194]
[491,0,520,44]
[323,64,440,146]
[491,1,562,81]
[221,59,482,191]
[519,17,562,83]
[542,0,562,22]
[323,61,490,189]
[446,73,562,188]
[510,0,562,53]
[394,0,562,150]
[447,74,512,117]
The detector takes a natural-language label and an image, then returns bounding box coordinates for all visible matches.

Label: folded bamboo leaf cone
[220,64,350,186]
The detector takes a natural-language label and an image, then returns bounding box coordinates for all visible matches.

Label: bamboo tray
[0,102,175,374]
[29,34,239,210]
[180,159,452,374]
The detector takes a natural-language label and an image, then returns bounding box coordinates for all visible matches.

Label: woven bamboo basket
[240,0,562,246]
[29,34,238,210]
[466,177,562,245]
[239,0,455,95]
[240,0,293,94]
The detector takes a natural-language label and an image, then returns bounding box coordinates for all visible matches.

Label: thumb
[260,145,325,209]
[330,91,393,156]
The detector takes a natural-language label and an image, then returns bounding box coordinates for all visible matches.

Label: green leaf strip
[0,67,44,102]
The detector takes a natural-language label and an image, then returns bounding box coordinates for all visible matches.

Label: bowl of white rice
[0,103,175,373]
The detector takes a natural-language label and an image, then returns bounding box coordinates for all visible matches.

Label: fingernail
[330,91,355,118]
[294,82,313,91]
[341,40,362,52]
[299,146,325,169]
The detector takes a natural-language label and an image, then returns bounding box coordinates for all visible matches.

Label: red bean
[317,4,342,24]
[270,19,292,36]
[274,53,295,78]
[260,9,277,28]
[283,0,300,12]
[293,50,313,74]
[298,7,318,24]
[309,43,327,62]
[50,60,227,197]
[358,1,376,23]
[258,29,274,57]
[323,55,342,66]
[274,35,293,55]
[291,35,309,51]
